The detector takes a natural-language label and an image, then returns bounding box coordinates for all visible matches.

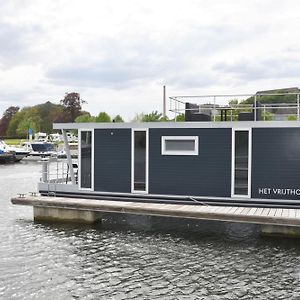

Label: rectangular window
[161,136,199,155]
[80,131,92,189]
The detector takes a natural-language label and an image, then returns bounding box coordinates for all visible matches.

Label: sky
[0,0,300,120]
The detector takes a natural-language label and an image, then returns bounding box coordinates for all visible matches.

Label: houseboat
[39,90,300,208]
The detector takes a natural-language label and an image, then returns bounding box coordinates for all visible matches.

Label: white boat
[0,140,30,162]
[0,148,15,163]
[21,141,57,159]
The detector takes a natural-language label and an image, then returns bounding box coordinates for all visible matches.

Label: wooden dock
[11,195,300,237]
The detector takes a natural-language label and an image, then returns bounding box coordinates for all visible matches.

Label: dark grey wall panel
[252,128,300,200]
[149,128,232,197]
[94,129,131,193]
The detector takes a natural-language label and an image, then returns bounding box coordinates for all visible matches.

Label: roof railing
[169,92,300,122]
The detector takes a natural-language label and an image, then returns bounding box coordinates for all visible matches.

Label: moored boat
[0,149,15,163]
[21,141,57,159]
[0,140,30,162]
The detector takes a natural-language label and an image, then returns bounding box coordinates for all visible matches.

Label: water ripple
[1,162,300,299]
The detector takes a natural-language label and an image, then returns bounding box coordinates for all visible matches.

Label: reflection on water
[1,162,300,299]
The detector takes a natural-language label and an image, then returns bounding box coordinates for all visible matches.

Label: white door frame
[231,128,252,198]
[78,128,94,191]
[131,128,149,194]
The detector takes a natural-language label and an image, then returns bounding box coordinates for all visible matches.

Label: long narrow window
[80,131,92,189]
[233,130,250,196]
[133,130,147,192]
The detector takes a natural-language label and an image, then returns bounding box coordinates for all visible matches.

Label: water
[1,162,300,299]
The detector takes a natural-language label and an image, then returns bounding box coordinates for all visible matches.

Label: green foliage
[4,139,25,145]
[113,115,124,123]
[175,113,185,122]
[95,112,111,122]
[160,116,170,122]
[132,111,170,122]
[59,92,86,122]
[75,113,95,123]
[228,99,239,106]
[243,88,299,105]
[142,111,162,122]
[0,106,19,136]
[7,102,63,137]
[287,115,297,121]
[131,113,144,122]
[262,111,274,121]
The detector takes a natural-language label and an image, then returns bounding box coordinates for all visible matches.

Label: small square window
[161,136,199,155]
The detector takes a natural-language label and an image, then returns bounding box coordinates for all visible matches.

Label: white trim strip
[54,121,300,130]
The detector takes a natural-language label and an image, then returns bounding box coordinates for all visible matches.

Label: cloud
[214,57,300,82]
[0,21,43,67]
[45,25,251,90]
[1,0,300,118]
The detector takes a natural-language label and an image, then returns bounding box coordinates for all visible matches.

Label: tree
[142,111,162,122]
[7,102,63,137]
[131,113,144,122]
[112,115,124,122]
[59,92,86,122]
[75,113,95,123]
[0,106,19,136]
[175,113,185,122]
[95,112,111,122]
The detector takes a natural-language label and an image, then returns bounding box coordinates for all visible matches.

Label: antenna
[163,85,166,118]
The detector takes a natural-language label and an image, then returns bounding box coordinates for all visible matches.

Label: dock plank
[268,209,277,217]
[248,207,258,216]
[275,209,283,217]
[282,209,289,218]
[10,195,300,228]
[255,208,265,217]
[240,207,251,215]
[232,207,245,215]
[290,209,297,219]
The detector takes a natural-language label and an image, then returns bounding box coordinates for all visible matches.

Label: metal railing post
[254,95,257,121]
[297,94,300,120]
[213,96,216,122]
[62,129,76,185]
[174,100,177,122]
[42,161,48,182]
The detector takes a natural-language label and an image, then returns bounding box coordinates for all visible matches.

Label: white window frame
[231,128,252,198]
[131,128,149,194]
[78,128,94,191]
[161,136,199,156]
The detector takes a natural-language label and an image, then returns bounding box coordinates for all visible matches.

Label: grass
[4,139,27,146]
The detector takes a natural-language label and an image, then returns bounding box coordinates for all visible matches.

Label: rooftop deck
[170,89,300,122]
